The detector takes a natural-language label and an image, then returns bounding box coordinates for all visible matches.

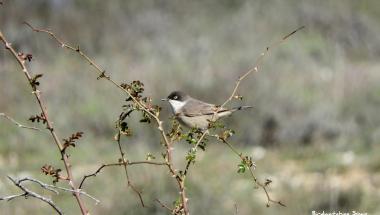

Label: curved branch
[222,139,285,207]
[24,22,190,214]
[0,176,63,215]
[0,30,88,214]
[79,160,166,189]
[179,26,304,208]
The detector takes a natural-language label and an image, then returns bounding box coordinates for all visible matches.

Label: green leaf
[237,163,246,173]
[146,153,156,161]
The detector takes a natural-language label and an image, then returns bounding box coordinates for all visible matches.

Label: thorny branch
[21,21,304,213]
[222,139,285,207]
[155,198,174,212]
[15,177,100,204]
[24,22,190,214]
[115,131,145,207]
[220,25,305,108]
[0,176,63,215]
[79,160,167,189]
[0,30,89,214]
[180,26,304,207]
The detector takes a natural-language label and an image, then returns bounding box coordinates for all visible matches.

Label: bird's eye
[173,96,178,100]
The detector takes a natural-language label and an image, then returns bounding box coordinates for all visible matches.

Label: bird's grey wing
[182,99,228,117]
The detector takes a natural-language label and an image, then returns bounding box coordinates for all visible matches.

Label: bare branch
[17,177,100,205]
[22,22,303,214]
[0,112,43,131]
[18,177,58,194]
[178,26,304,208]
[79,161,166,189]
[0,193,26,201]
[0,30,88,214]
[0,176,63,215]
[25,22,190,214]
[155,198,173,212]
[115,131,145,207]
[222,139,285,207]
[23,22,157,121]
[220,26,305,108]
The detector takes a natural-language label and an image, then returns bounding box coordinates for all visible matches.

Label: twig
[155,198,173,212]
[0,30,88,214]
[0,176,63,215]
[179,26,304,207]
[24,22,190,215]
[222,139,285,207]
[17,177,100,204]
[183,131,208,177]
[115,131,145,207]
[79,161,166,189]
[220,26,305,108]
[23,22,157,121]
[23,22,303,214]
[0,112,43,132]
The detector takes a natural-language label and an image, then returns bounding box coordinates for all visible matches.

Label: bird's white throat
[168,100,187,113]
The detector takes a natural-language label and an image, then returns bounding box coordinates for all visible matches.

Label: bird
[162,91,252,129]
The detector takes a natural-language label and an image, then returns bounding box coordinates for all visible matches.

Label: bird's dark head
[166,91,189,102]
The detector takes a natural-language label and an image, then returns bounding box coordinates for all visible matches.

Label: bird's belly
[178,115,212,129]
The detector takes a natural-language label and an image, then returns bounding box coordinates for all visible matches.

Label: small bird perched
[162,91,252,129]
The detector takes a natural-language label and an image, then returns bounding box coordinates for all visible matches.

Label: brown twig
[0,176,63,215]
[0,30,89,214]
[115,131,145,207]
[79,161,166,189]
[23,22,303,214]
[179,26,304,208]
[155,198,174,212]
[220,26,305,108]
[183,131,208,177]
[222,139,285,207]
[0,112,43,132]
[24,22,190,214]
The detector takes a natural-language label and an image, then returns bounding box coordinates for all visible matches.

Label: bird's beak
[161,98,168,101]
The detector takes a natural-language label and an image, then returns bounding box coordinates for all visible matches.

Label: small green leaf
[186,148,197,163]
[146,153,156,161]
[237,163,246,173]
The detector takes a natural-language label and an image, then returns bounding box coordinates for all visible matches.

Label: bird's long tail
[215,105,252,117]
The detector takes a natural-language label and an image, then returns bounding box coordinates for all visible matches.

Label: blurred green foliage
[1,0,380,214]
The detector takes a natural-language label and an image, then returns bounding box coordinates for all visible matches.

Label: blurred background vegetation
[1,0,380,214]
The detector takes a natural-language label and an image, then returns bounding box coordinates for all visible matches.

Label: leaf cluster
[28,113,47,125]
[237,155,255,174]
[41,164,62,184]
[117,80,162,136]
[62,131,83,153]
